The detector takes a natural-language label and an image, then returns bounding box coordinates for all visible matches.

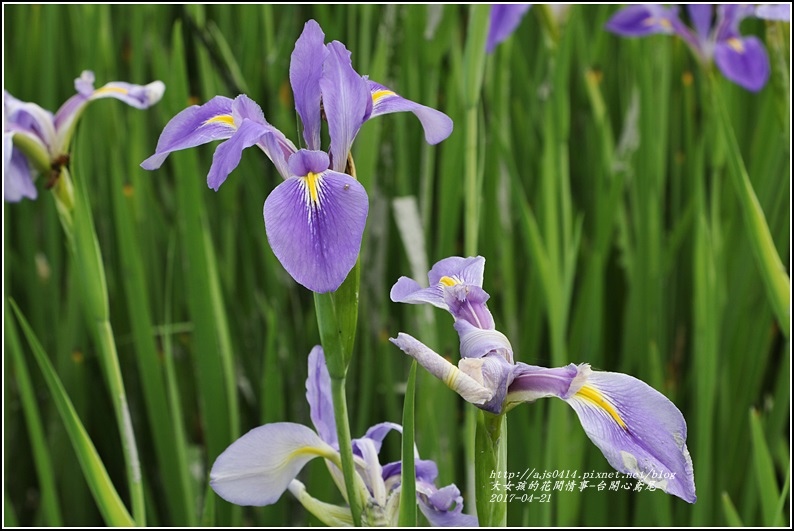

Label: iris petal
[389,333,494,405]
[290,19,328,150]
[686,4,713,40]
[427,256,485,287]
[320,41,370,173]
[390,277,447,309]
[264,169,368,292]
[90,80,165,109]
[4,91,57,153]
[4,133,37,202]
[140,96,236,170]
[605,5,679,36]
[207,119,269,190]
[508,364,696,503]
[209,422,336,506]
[486,4,532,53]
[755,4,791,21]
[417,483,479,527]
[714,36,770,92]
[306,347,337,447]
[366,80,453,145]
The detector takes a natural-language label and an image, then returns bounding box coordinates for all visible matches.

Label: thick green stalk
[475,412,507,527]
[54,168,145,525]
[315,263,364,526]
[709,74,790,339]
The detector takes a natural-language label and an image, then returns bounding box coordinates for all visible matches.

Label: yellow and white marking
[204,114,236,127]
[372,89,396,105]
[575,385,627,430]
[301,172,323,208]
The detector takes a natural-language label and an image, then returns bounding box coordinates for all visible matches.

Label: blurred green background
[3,4,790,527]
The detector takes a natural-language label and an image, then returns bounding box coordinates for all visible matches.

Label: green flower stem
[314,261,364,526]
[329,375,366,527]
[475,412,507,527]
[709,73,791,339]
[53,168,145,525]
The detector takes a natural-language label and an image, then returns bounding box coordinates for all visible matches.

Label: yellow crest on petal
[575,385,627,429]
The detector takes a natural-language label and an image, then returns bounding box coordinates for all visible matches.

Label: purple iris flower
[3,70,165,202]
[141,20,452,294]
[606,4,783,92]
[487,4,532,53]
[209,346,477,526]
[390,256,697,503]
[755,4,791,21]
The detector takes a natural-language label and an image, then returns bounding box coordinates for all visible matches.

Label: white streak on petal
[390,333,493,405]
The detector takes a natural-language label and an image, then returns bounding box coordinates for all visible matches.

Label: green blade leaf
[9,299,134,527]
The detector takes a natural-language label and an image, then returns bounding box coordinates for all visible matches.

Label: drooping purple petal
[232,94,298,177]
[365,81,453,145]
[389,333,493,405]
[755,4,791,21]
[53,72,164,150]
[90,79,166,109]
[4,134,38,202]
[714,36,770,92]
[565,369,696,503]
[686,4,713,40]
[486,4,532,53]
[290,19,328,151]
[209,422,336,506]
[4,91,56,153]
[207,119,270,190]
[140,96,236,170]
[417,483,479,527]
[605,4,679,37]
[507,363,696,503]
[306,346,337,447]
[263,167,368,293]
[390,276,447,309]
[320,41,370,173]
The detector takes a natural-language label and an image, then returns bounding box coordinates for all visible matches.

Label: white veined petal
[209,422,337,506]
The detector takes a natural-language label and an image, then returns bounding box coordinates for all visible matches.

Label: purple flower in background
[755,4,791,21]
[209,347,477,526]
[487,4,532,52]
[606,4,786,92]
[142,20,452,293]
[3,70,164,202]
[390,256,697,503]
